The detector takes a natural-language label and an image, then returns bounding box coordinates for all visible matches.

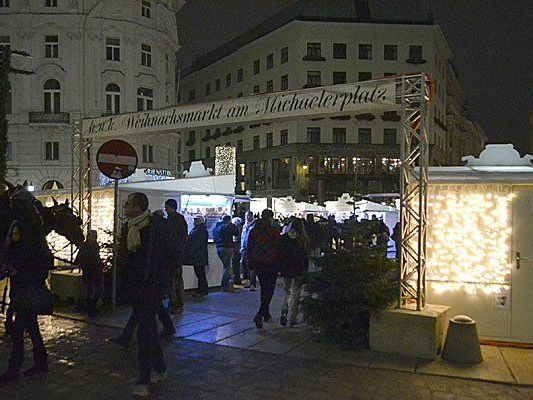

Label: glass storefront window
[381,157,401,173]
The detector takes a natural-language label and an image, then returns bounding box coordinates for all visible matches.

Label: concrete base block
[50,270,84,303]
[369,304,451,360]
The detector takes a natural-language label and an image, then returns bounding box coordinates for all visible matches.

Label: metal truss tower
[70,124,92,235]
[398,74,430,310]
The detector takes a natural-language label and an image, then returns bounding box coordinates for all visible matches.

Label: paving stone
[370,351,419,372]
[185,319,255,343]
[417,346,515,384]
[327,348,376,367]
[499,346,533,385]
[249,335,300,355]
[286,340,334,360]
[175,315,239,337]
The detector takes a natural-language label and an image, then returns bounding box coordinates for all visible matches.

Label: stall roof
[427,166,533,184]
[354,200,397,212]
[118,174,235,196]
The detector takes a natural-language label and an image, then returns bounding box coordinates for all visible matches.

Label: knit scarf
[127,210,151,252]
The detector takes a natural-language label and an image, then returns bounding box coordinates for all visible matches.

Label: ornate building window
[43,79,60,113]
[44,141,59,160]
[137,87,153,111]
[45,35,59,58]
[141,1,151,18]
[106,38,120,61]
[105,83,121,115]
[141,44,152,67]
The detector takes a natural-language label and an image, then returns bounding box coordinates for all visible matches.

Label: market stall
[424,144,533,342]
[37,161,237,298]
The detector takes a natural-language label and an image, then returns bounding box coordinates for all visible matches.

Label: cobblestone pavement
[0,316,532,400]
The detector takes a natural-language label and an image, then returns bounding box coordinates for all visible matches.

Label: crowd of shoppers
[0,187,394,396]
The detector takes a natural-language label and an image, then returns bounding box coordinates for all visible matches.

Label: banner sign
[82,80,398,139]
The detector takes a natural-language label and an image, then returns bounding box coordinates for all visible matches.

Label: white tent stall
[425,144,533,342]
[116,163,235,289]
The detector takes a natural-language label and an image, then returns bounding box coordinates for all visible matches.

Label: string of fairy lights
[426,184,514,295]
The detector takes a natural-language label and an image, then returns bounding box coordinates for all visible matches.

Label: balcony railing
[29,112,70,124]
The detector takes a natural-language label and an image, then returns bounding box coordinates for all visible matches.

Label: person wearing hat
[185,215,209,296]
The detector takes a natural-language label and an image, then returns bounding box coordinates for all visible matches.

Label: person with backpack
[279,218,310,327]
[245,209,281,328]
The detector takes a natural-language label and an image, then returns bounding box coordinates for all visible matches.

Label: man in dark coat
[185,215,209,296]
[213,215,239,292]
[246,209,281,328]
[305,214,323,257]
[117,192,169,397]
[165,199,188,314]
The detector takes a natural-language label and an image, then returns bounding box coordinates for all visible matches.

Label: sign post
[96,140,138,311]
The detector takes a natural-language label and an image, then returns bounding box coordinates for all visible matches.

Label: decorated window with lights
[426,184,513,295]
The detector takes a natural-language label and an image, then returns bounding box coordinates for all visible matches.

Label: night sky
[177,0,533,154]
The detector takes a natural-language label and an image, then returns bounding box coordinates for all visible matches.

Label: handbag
[11,286,55,315]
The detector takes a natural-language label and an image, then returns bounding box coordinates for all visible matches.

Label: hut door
[511,186,533,341]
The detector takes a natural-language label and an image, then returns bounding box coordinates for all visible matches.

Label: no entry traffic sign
[96,140,138,180]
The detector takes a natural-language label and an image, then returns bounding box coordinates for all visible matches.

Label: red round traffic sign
[96,140,138,180]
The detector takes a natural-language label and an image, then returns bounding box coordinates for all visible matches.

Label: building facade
[445,63,486,165]
[179,0,485,202]
[1,0,183,191]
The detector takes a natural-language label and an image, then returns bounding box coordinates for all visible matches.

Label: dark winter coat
[279,234,309,279]
[212,221,239,248]
[119,214,169,306]
[166,211,189,262]
[246,219,281,272]
[75,242,103,283]
[6,242,50,292]
[305,220,323,248]
[185,224,209,267]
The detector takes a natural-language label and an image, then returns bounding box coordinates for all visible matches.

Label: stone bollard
[442,315,483,364]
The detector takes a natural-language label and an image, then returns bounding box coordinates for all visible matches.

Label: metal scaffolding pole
[398,73,430,310]
[71,123,93,237]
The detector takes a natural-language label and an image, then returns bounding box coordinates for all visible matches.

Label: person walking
[213,215,239,292]
[231,217,243,285]
[392,221,401,260]
[117,193,169,397]
[110,212,175,350]
[185,215,209,297]
[74,230,104,318]
[240,211,256,290]
[164,199,188,315]
[279,218,310,327]
[246,209,281,328]
[305,214,323,257]
[0,223,50,383]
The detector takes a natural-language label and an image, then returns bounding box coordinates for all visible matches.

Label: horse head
[42,199,85,246]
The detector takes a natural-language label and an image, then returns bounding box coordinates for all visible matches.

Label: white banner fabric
[82,80,398,139]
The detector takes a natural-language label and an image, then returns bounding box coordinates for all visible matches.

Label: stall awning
[118,174,235,196]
